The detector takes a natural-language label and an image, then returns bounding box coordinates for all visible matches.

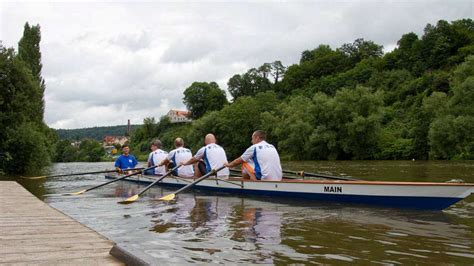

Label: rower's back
[242,141,282,181]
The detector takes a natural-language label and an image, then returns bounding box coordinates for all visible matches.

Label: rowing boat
[105,174,474,210]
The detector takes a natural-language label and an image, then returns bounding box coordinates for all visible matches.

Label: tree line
[56,125,140,141]
[1,19,472,176]
[131,19,474,161]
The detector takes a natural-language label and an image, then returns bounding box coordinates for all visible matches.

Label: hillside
[56,125,142,140]
[130,19,474,161]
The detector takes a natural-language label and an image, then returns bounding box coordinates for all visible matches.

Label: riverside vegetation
[1,19,473,175]
[130,19,474,161]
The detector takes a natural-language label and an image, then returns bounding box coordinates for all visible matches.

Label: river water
[5,161,474,264]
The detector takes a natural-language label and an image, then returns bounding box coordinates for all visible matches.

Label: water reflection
[142,192,473,264]
[229,205,282,263]
[114,183,139,198]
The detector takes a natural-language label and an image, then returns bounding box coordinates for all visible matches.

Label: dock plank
[0,181,122,265]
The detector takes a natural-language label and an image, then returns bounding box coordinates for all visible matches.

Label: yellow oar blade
[159,193,176,201]
[21,176,46,180]
[69,189,86,195]
[118,194,139,204]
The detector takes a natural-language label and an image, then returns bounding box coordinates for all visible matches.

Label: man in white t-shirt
[224,130,282,181]
[146,140,168,176]
[157,138,194,178]
[182,133,230,178]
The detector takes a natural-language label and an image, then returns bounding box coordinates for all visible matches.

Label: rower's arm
[182,157,198,166]
[158,158,170,167]
[225,157,244,168]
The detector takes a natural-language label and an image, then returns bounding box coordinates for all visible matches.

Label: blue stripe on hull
[105,176,462,210]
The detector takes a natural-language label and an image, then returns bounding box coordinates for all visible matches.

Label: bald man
[158,137,194,178]
[182,134,230,178]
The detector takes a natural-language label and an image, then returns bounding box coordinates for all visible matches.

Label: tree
[270,61,286,84]
[271,96,315,159]
[428,56,474,159]
[78,139,104,162]
[227,68,273,100]
[18,22,45,120]
[187,91,279,158]
[4,123,50,174]
[338,38,384,66]
[142,117,157,140]
[0,24,57,175]
[183,81,228,119]
[279,45,350,96]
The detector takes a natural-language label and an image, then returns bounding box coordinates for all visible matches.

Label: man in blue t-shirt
[114,144,138,173]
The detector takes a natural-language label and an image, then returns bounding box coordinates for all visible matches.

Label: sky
[1,1,472,129]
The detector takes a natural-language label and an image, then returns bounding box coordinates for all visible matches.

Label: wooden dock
[0,181,122,265]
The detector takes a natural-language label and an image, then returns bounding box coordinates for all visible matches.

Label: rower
[181,133,230,178]
[224,130,282,181]
[146,140,168,176]
[157,138,194,178]
[114,144,138,174]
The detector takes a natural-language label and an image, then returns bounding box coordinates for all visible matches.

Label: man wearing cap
[181,133,230,178]
[114,144,138,174]
[145,140,168,175]
[157,137,194,178]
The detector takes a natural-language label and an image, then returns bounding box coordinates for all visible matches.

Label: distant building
[71,141,81,147]
[167,109,192,123]
[103,136,128,147]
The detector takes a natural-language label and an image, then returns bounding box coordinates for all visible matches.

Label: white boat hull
[105,175,474,210]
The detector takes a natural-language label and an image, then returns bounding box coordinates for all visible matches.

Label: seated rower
[157,137,194,178]
[146,140,168,176]
[181,133,230,178]
[114,144,138,175]
[224,130,282,181]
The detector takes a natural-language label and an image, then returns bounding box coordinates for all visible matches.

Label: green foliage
[18,22,45,120]
[338,38,384,65]
[264,87,384,160]
[54,139,105,162]
[3,123,50,175]
[0,28,56,175]
[384,19,474,75]
[428,56,474,159]
[183,81,228,119]
[56,125,140,140]
[227,61,286,99]
[187,91,279,158]
[280,46,350,96]
[141,117,158,140]
[78,139,105,162]
[429,115,474,159]
[127,19,473,161]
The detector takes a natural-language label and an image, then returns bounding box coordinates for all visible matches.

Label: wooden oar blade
[21,175,47,180]
[118,194,139,204]
[69,189,87,196]
[159,193,176,201]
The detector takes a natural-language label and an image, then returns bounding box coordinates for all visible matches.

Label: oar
[22,168,145,180]
[118,165,181,204]
[68,165,157,195]
[229,168,300,180]
[159,165,226,201]
[282,169,360,181]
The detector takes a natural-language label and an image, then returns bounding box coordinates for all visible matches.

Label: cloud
[1,1,472,129]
